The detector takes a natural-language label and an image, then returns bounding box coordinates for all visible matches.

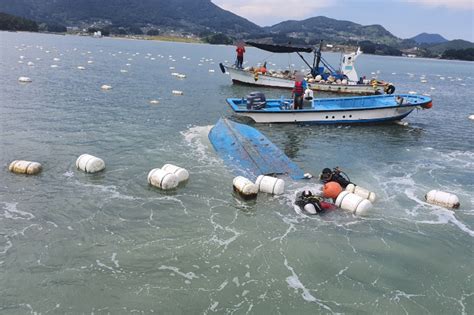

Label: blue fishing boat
[208,118,306,180]
[226,93,432,124]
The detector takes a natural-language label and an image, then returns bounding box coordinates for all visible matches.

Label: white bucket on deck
[147,168,179,190]
[76,154,105,173]
[304,88,314,100]
[233,176,258,199]
[335,191,372,216]
[425,190,460,209]
[255,175,284,195]
[345,184,376,203]
[9,160,42,175]
[162,164,189,183]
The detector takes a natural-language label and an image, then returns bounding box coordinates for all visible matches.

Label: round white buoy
[425,190,460,209]
[335,191,372,216]
[209,69,215,73]
[232,176,258,199]
[9,160,42,175]
[469,115,474,120]
[255,175,285,195]
[147,168,179,190]
[149,100,160,104]
[76,154,105,173]
[345,184,376,203]
[162,164,189,183]
[77,66,85,70]
[172,90,183,95]
[27,61,34,66]
[101,84,112,90]
[177,74,186,79]
[18,76,32,83]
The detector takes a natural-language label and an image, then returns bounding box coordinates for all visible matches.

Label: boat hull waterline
[226,94,432,124]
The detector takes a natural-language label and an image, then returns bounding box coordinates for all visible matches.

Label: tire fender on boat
[385,84,396,94]
[219,63,226,74]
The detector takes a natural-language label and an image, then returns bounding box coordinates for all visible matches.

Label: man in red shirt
[236,45,245,69]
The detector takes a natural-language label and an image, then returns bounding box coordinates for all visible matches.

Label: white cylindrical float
[335,191,372,216]
[9,160,42,175]
[255,175,285,195]
[469,115,474,120]
[76,154,105,173]
[162,164,189,183]
[101,84,112,90]
[18,76,32,83]
[147,168,179,190]
[345,184,376,203]
[232,176,258,200]
[172,90,183,95]
[425,190,460,209]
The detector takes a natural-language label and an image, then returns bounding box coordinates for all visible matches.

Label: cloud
[402,0,473,10]
[212,0,333,25]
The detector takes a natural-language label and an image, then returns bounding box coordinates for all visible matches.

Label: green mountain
[427,39,474,54]
[264,16,401,46]
[0,0,261,36]
[0,11,38,32]
[410,32,447,44]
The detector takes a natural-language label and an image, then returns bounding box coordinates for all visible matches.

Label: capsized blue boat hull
[208,118,306,180]
[227,94,432,124]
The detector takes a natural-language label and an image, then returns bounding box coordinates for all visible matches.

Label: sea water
[0,31,473,314]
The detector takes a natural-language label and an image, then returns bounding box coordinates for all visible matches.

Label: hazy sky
[212,0,474,41]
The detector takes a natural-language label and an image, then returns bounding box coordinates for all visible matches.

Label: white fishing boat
[226,92,432,124]
[220,42,395,95]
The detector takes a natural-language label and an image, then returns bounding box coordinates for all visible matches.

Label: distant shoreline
[3,30,472,62]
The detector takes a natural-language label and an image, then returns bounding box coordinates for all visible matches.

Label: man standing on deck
[292,72,307,110]
[236,42,245,69]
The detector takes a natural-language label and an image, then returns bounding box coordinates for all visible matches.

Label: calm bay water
[1,31,473,314]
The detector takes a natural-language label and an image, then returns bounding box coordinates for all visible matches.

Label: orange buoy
[323,181,342,199]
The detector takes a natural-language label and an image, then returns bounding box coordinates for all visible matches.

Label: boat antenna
[312,40,323,77]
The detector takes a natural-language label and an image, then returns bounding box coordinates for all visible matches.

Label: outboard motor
[319,167,352,188]
[246,91,266,110]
